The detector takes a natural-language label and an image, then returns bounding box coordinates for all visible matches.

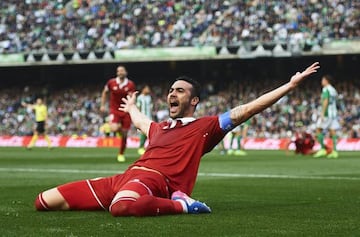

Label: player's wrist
[286,81,297,91]
[128,104,137,112]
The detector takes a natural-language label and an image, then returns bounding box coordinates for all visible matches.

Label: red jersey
[294,132,315,154]
[105,77,136,114]
[130,116,226,195]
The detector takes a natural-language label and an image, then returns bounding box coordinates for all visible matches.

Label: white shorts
[231,122,250,133]
[316,117,340,130]
[232,125,242,133]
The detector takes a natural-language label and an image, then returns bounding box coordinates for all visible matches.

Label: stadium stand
[0,0,359,53]
[0,1,359,146]
[0,78,358,139]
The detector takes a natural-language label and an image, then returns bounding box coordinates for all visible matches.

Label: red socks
[34,193,49,211]
[110,195,184,217]
[119,136,127,154]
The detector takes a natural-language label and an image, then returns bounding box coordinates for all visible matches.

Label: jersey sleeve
[147,121,160,140]
[322,88,330,99]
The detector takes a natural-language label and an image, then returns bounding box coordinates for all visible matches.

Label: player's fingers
[121,97,128,103]
[130,91,139,98]
[118,104,125,111]
[302,63,319,76]
[307,62,320,71]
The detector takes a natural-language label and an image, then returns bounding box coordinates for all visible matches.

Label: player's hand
[289,62,320,89]
[100,105,106,113]
[119,91,139,112]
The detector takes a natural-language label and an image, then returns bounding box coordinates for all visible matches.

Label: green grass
[0,147,360,237]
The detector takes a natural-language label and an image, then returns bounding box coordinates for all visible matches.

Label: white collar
[116,77,128,88]
[164,117,196,129]
[177,117,196,124]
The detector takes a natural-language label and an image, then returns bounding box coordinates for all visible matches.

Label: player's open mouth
[170,102,179,112]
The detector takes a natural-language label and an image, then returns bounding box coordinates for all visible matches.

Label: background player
[99,116,113,147]
[285,129,332,156]
[293,130,315,155]
[313,75,340,158]
[100,65,136,162]
[227,119,250,156]
[136,85,153,155]
[34,62,320,217]
[22,97,52,149]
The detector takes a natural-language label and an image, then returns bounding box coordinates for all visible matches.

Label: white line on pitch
[197,172,360,181]
[0,167,359,181]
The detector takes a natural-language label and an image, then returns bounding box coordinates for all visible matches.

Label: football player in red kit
[294,131,316,155]
[286,130,332,155]
[100,65,136,162]
[35,62,320,217]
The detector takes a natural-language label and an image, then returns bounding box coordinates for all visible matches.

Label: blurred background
[0,0,359,149]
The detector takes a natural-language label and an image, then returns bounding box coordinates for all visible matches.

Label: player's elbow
[231,104,253,125]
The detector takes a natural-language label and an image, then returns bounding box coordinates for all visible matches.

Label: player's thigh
[57,179,111,210]
[112,170,170,204]
[120,114,132,131]
[316,118,331,130]
[329,119,341,132]
[110,122,121,132]
[108,113,121,131]
[36,122,45,134]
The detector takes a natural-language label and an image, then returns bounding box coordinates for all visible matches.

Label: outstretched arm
[230,62,320,126]
[21,101,34,110]
[119,92,153,136]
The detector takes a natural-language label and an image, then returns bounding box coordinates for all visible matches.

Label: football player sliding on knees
[34,62,320,217]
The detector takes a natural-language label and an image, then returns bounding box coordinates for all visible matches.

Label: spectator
[0,76,358,141]
[0,1,359,53]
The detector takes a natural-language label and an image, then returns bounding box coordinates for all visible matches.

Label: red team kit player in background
[293,131,332,155]
[35,62,320,217]
[286,130,317,155]
[100,65,136,162]
[294,131,316,155]
[285,128,332,156]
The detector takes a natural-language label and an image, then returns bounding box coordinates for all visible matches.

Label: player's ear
[191,96,199,106]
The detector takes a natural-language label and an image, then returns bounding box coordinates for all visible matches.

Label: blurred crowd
[0,78,359,139]
[0,0,359,53]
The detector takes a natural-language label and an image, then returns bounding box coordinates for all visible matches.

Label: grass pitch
[0,147,359,237]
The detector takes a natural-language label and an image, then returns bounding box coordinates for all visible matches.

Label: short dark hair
[323,74,334,84]
[175,76,201,100]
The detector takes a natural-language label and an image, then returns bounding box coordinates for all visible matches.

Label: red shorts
[109,111,131,130]
[296,148,314,155]
[57,169,169,211]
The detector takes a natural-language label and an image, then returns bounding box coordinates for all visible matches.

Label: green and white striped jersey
[136,94,153,119]
[321,85,338,118]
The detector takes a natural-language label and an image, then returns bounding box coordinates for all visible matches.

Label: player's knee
[110,123,120,132]
[35,188,70,211]
[110,196,156,217]
[34,193,49,211]
[109,200,133,217]
[129,195,157,216]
